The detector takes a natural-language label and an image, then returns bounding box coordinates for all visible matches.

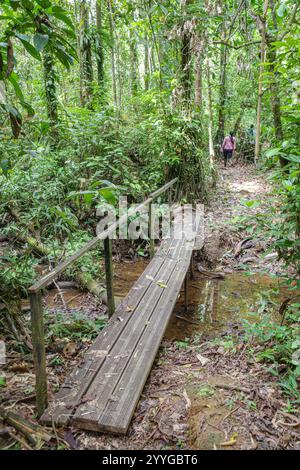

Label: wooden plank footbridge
[29,178,203,434]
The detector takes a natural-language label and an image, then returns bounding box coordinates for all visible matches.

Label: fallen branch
[196,264,225,278]
[0,407,53,447]
[75,272,107,304]
[214,383,251,394]
[279,296,300,326]
[234,237,253,258]
[175,315,200,326]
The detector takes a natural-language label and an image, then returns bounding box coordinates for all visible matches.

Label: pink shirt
[222,136,236,151]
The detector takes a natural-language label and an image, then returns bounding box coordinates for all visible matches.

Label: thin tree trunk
[181,0,193,110]
[144,36,150,91]
[79,0,94,107]
[129,27,139,97]
[146,1,163,93]
[107,0,117,107]
[254,0,269,164]
[74,0,84,105]
[267,0,287,167]
[215,33,227,146]
[206,58,215,163]
[194,52,202,111]
[95,0,104,93]
[43,51,58,132]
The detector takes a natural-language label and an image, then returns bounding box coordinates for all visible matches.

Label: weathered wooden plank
[72,241,184,429]
[97,247,193,433]
[40,239,176,426]
[41,233,195,431]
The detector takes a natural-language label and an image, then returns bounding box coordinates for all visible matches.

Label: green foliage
[196,385,215,398]
[267,147,300,276]
[243,304,300,400]
[47,311,106,342]
[0,251,37,297]
[0,0,76,123]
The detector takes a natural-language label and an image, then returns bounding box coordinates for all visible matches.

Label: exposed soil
[1,163,299,450]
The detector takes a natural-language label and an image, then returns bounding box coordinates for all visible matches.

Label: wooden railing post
[184,275,188,313]
[104,237,115,318]
[149,202,155,258]
[29,291,48,417]
[189,256,194,280]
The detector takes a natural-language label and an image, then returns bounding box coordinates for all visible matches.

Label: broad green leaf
[20,100,35,116]
[15,34,41,61]
[51,9,74,30]
[54,46,73,69]
[8,74,24,102]
[98,187,116,204]
[265,148,281,157]
[35,0,52,7]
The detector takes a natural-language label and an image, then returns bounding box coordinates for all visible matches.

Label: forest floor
[1,163,299,450]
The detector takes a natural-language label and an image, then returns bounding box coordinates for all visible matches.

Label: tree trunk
[194,52,202,111]
[254,0,269,164]
[181,0,193,110]
[267,0,287,167]
[144,38,150,91]
[129,26,139,97]
[107,0,118,107]
[206,58,215,163]
[79,0,94,107]
[215,35,227,147]
[95,0,104,93]
[43,51,58,133]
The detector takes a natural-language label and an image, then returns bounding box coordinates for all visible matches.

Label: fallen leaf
[157,280,167,288]
[219,438,237,447]
[8,362,29,373]
[196,354,210,366]
[63,342,77,356]
[183,389,191,410]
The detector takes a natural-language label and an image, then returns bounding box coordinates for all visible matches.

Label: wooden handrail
[28,178,177,417]
[29,178,177,294]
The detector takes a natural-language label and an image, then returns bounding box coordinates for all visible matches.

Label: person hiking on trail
[221,132,236,167]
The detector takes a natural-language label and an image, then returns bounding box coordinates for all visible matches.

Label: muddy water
[166,272,283,341]
[112,260,283,341]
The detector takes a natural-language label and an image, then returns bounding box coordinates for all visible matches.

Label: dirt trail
[1,164,299,450]
[203,164,285,274]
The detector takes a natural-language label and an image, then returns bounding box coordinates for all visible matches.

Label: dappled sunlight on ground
[228,179,264,194]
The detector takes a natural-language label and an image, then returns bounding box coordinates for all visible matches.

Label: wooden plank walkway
[41,216,202,434]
